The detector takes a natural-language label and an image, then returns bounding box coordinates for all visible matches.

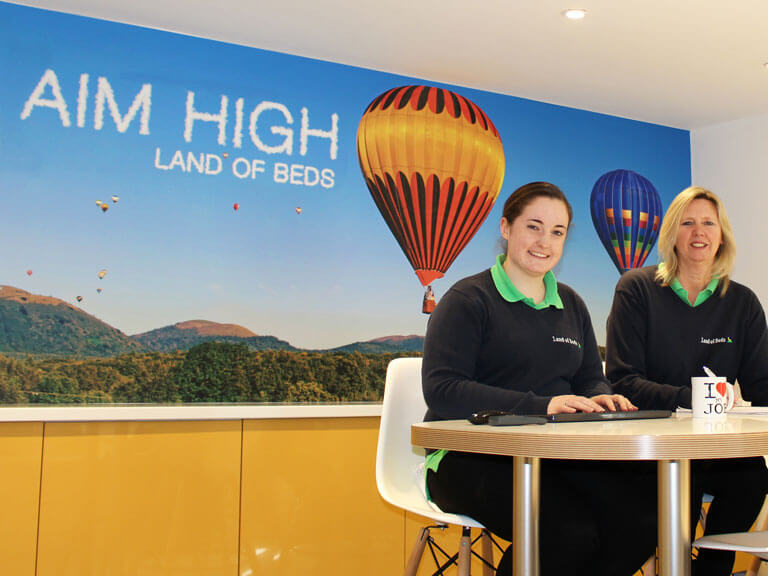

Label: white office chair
[376,357,498,575]
[694,530,768,576]
[694,495,768,576]
[694,530,768,558]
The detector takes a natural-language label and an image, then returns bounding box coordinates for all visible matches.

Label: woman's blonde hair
[655,186,736,293]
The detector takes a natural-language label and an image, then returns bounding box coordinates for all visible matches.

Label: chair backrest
[375,357,429,509]
[376,357,485,528]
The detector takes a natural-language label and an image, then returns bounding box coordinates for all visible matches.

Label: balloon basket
[422,286,436,315]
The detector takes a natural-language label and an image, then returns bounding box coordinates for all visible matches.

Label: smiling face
[501,196,569,280]
[675,198,723,271]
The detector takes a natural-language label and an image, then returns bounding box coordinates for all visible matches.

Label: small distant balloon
[76,296,83,303]
[97,269,107,280]
[96,200,103,206]
[295,206,302,215]
[233,203,240,211]
[111,195,119,203]
[100,204,109,213]
[26,269,33,276]
[97,287,103,294]
[222,152,229,158]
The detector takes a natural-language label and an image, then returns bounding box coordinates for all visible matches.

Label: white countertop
[0,403,383,422]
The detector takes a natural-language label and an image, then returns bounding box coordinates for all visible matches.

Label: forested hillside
[329,335,424,353]
[131,320,297,352]
[0,343,418,404]
[0,286,143,356]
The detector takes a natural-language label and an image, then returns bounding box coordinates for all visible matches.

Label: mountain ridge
[132,322,295,352]
[0,285,422,355]
[0,285,143,356]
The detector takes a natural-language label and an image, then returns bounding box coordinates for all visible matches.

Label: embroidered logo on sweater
[552,336,581,348]
[700,336,733,344]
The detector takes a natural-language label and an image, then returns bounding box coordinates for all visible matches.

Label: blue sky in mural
[0,2,690,348]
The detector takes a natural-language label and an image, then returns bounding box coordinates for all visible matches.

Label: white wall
[691,113,768,306]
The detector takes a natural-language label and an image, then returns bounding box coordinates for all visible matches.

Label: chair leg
[405,526,430,576]
[407,524,498,576]
[480,530,494,576]
[457,527,472,576]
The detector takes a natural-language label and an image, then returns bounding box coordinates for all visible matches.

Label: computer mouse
[468,409,508,424]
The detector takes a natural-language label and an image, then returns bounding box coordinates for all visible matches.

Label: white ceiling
[12,0,768,129]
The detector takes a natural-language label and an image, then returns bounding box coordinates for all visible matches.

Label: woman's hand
[590,394,637,412]
[547,395,605,414]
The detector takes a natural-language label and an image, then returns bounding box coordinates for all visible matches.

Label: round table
[411,412,768,576]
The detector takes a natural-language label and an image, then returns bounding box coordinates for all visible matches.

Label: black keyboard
[544,409,672,423]
[469,409,672,425]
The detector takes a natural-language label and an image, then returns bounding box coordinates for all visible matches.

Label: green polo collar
[491,254,563,310]
[661,263,720,307]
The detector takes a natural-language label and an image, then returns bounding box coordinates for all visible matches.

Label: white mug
[691,376,735,419]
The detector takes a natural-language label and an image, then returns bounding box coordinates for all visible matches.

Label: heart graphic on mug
[716,381,727,397]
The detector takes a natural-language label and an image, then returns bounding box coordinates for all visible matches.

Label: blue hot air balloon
[590,169,663,274]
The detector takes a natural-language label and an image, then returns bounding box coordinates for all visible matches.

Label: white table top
[412,413,768,460]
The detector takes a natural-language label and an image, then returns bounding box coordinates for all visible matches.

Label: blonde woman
[606,186,768,576]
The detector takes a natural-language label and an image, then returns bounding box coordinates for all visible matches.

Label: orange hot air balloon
[97,269,107,280]
[76,296,83,303]
[295,206,302,215]
[357,86,505,310]
[26,270,33,276]
[100,204,109,213]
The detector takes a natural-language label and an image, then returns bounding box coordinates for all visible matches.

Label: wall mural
[0,2,691,404]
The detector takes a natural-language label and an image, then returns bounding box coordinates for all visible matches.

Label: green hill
[131,320,296,352]
[328,335,424,353]
[0,285,143,357]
